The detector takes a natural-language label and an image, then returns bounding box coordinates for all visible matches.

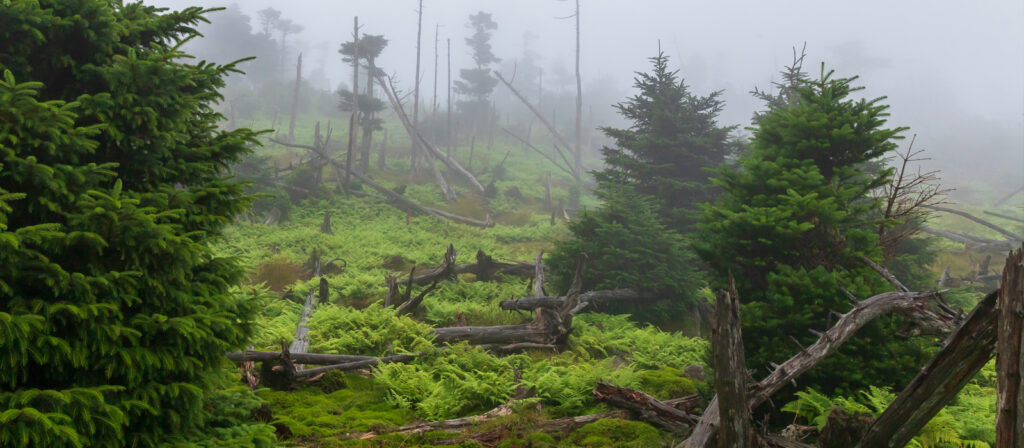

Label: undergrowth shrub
[570,314,709,371]
[637,368,696,400]
[563,418,661,448]
[308,304,435,356]
[375,345,529,420]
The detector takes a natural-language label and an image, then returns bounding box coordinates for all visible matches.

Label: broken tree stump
[997,246,1024,448]
[712,281,752,448]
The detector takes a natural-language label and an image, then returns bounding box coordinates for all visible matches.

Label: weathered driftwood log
[591,381,695,432]
[499,289,651,311]
[226,350,374,365]
[996,247,1023,447]
[855,290,999,448]
[684,289,958,448]
[712,282,752,448]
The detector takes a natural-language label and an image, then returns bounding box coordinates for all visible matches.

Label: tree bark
[226,350,374,365]
[997,247,1024,448]
[684,289,957,448]
[712,282,752,448]
[287,53,302,142]
[856,290,999,448]
[591,381,695,432]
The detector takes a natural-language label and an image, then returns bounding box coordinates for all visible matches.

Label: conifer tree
[0,2,271,446]
[595,51,736,229]
[695,66,926,393]
[454,11,500,121]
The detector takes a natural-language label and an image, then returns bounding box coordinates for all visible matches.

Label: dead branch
[591,381,696,432]
[270,138,492,227]
[985,210,1024,225]
[293,353,417,380]
[494,72,575,174]
[392,249,536,286]
[226,350,375,365]
[924,204,1023,242]
[684,289,958,448]
[501,128,573,176]
[375,72,484,193]
[856,290,999,447]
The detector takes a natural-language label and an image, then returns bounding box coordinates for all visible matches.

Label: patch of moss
[637,367,696,400]
[317,370,349,393]
[562,418,661,447]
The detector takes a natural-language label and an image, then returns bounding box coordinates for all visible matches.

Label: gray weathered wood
[591,381,695,432]
[997,247,1024,448]
[712,282,752,448]
[226,350,374,365]
[856,290,999,448]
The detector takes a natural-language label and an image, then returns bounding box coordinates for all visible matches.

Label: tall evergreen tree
[594,51,736,229]
[0,2,271,446]
[695,66,926,394]
[454,11,500,120]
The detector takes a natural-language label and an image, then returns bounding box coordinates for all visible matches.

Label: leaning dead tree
[269,135,492,227]
[494,72,575,180]
[375,71,485,194]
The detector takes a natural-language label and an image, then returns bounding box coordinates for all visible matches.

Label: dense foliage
[696,66,925,393]
[0,2,271,446]
[594,51,737,229]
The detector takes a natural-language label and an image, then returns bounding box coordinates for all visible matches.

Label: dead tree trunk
[571,0,583,208]
[997,247,1024,447]
[287,53,302,142]
[411,0,424,172]
[344,18,360,190]
[685,289,957,448]
[712,281,752,448]
[494,72,575,173]
[320,211,332,234]
[855,290,999,448]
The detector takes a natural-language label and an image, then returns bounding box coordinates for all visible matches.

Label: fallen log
[855,290,999,448]
[353,409,630,440]
[985,210,1024,225]
[921,226,1012,250]
[499,288,651,311]
[392,249,538,286]
[292,353,417,380]
[592,381,695,432]
[683,289,958,448]
[226,350,374,365]
[289,259,323,366]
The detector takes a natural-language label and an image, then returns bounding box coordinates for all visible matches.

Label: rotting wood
[293,353,417,379]
[591,381,695,432]
[684,288,958,448]
[712,279,752,448]
[499,288,651,311]
[996,246,1023,447]
[288,258,322,367]
[855,290,999,448]
[390,248,535,286]
[227,350,375,365]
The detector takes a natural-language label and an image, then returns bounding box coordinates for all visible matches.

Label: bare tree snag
[345,18,360,190]
[712,281,752,448]
[320,211,332,234]
[855,290,999,448]
[287,53,302,142]
[997,247,1024,448]
[685,289,958,448]
[412,0,423,169]
[591,381,695,432]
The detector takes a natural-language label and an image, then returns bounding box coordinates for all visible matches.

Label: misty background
[147,0,1024,200]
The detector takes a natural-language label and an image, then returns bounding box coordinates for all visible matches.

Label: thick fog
[147,0,1024,197]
